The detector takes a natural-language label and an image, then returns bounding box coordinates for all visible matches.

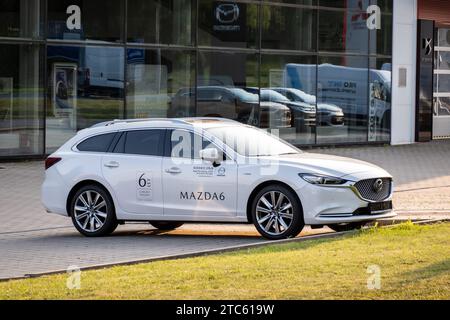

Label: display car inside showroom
[0,0,448,159]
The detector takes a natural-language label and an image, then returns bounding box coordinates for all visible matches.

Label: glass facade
[434,28,450,117]
[0,0,393,157]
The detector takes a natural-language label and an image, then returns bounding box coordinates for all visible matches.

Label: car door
[101,129,165,216]
[162,129,238,218]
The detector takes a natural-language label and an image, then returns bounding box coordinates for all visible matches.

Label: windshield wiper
[251,152,298,157]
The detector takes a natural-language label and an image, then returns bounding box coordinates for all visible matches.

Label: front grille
[331,116,344,125]
[353,178,392,202]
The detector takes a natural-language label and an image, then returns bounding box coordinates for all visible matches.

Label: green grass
[1,222,449,300]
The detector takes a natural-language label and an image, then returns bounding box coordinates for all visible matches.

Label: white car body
[42,118,395,238]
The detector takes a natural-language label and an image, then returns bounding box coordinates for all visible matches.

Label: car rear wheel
[150,222,184,231]
[328,222,367,232]
[251,185,304,240]
[70,185,118,237]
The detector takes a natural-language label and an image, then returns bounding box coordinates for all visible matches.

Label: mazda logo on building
[372,179,384,193]
[216,4,240,24]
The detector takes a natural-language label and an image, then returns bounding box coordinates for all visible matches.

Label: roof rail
[90,118,185,128]
[90,117,238,128]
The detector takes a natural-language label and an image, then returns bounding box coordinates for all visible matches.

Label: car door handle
[165,167,181,174]
[104,161,120,168]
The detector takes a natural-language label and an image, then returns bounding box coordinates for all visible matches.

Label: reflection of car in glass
[42,118,395,240]
[245,88,316,130]
[168,86,291,128]
[284,63,391,129]
[271,88,345,126]
[259,101,291,129]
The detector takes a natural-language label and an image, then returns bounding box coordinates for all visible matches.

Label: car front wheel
[70,185,118,237]
[251,185,304,240]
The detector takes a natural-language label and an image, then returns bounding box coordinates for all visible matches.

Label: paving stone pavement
[0,228,267,279]
[0,140,449,279]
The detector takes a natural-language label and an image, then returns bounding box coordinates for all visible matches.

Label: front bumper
[296,181,395,225]
[312,210,396,225]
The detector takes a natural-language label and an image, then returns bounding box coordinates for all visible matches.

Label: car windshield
[289,89,316,104]
[260,90,290,103]
[206,126,301,157]
[228,88,259,103]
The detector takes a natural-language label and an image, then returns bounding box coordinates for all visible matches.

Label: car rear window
[113,130,164,156]
[77,133,116,152]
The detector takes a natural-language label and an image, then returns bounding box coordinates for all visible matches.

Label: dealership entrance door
[433,28,450,139]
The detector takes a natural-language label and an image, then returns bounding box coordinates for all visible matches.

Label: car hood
[317,103,343,113]
[263,98,315,112]
[282,101,316,113]
[260,101,290,111]
[267,153,391,181]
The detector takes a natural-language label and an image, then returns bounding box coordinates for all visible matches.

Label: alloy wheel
[255,191,294,236]
[74,190,108,233]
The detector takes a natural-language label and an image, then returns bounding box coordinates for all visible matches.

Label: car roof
[79,117,241,136]
[54,118,247,152]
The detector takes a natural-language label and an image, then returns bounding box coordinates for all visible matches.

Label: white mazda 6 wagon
[42,118,395,240]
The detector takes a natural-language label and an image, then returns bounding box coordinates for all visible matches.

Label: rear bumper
[41,168,70,216]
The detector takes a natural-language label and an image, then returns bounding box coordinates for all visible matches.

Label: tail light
[45,157,61,170]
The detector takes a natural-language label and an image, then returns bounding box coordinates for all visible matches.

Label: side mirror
[199,148,220,163]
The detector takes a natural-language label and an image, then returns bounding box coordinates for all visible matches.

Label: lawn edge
[1,218,447,283]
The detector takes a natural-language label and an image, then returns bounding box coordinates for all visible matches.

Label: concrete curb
[0,218,448,283]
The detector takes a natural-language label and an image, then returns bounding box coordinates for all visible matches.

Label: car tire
[251,185,304,240]
[328,222,367,232]
[70,185,118,237]
[150,222,184,231]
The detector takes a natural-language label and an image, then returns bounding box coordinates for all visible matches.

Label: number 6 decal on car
[137,172,153,201]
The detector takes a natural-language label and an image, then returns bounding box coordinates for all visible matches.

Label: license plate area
[368,201,393,213]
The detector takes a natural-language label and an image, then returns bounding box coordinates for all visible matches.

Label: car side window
[169,130,224,160]
[77,133,116,152]
[112,132,126,153]
[198,89,222,102]
[286,92,295,101]
[221,91,234,103]
[113,130,164,156]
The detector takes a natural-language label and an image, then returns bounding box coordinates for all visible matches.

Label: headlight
[299,173,347,185]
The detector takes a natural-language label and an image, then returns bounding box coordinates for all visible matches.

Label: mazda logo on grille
[372,179,384,193]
